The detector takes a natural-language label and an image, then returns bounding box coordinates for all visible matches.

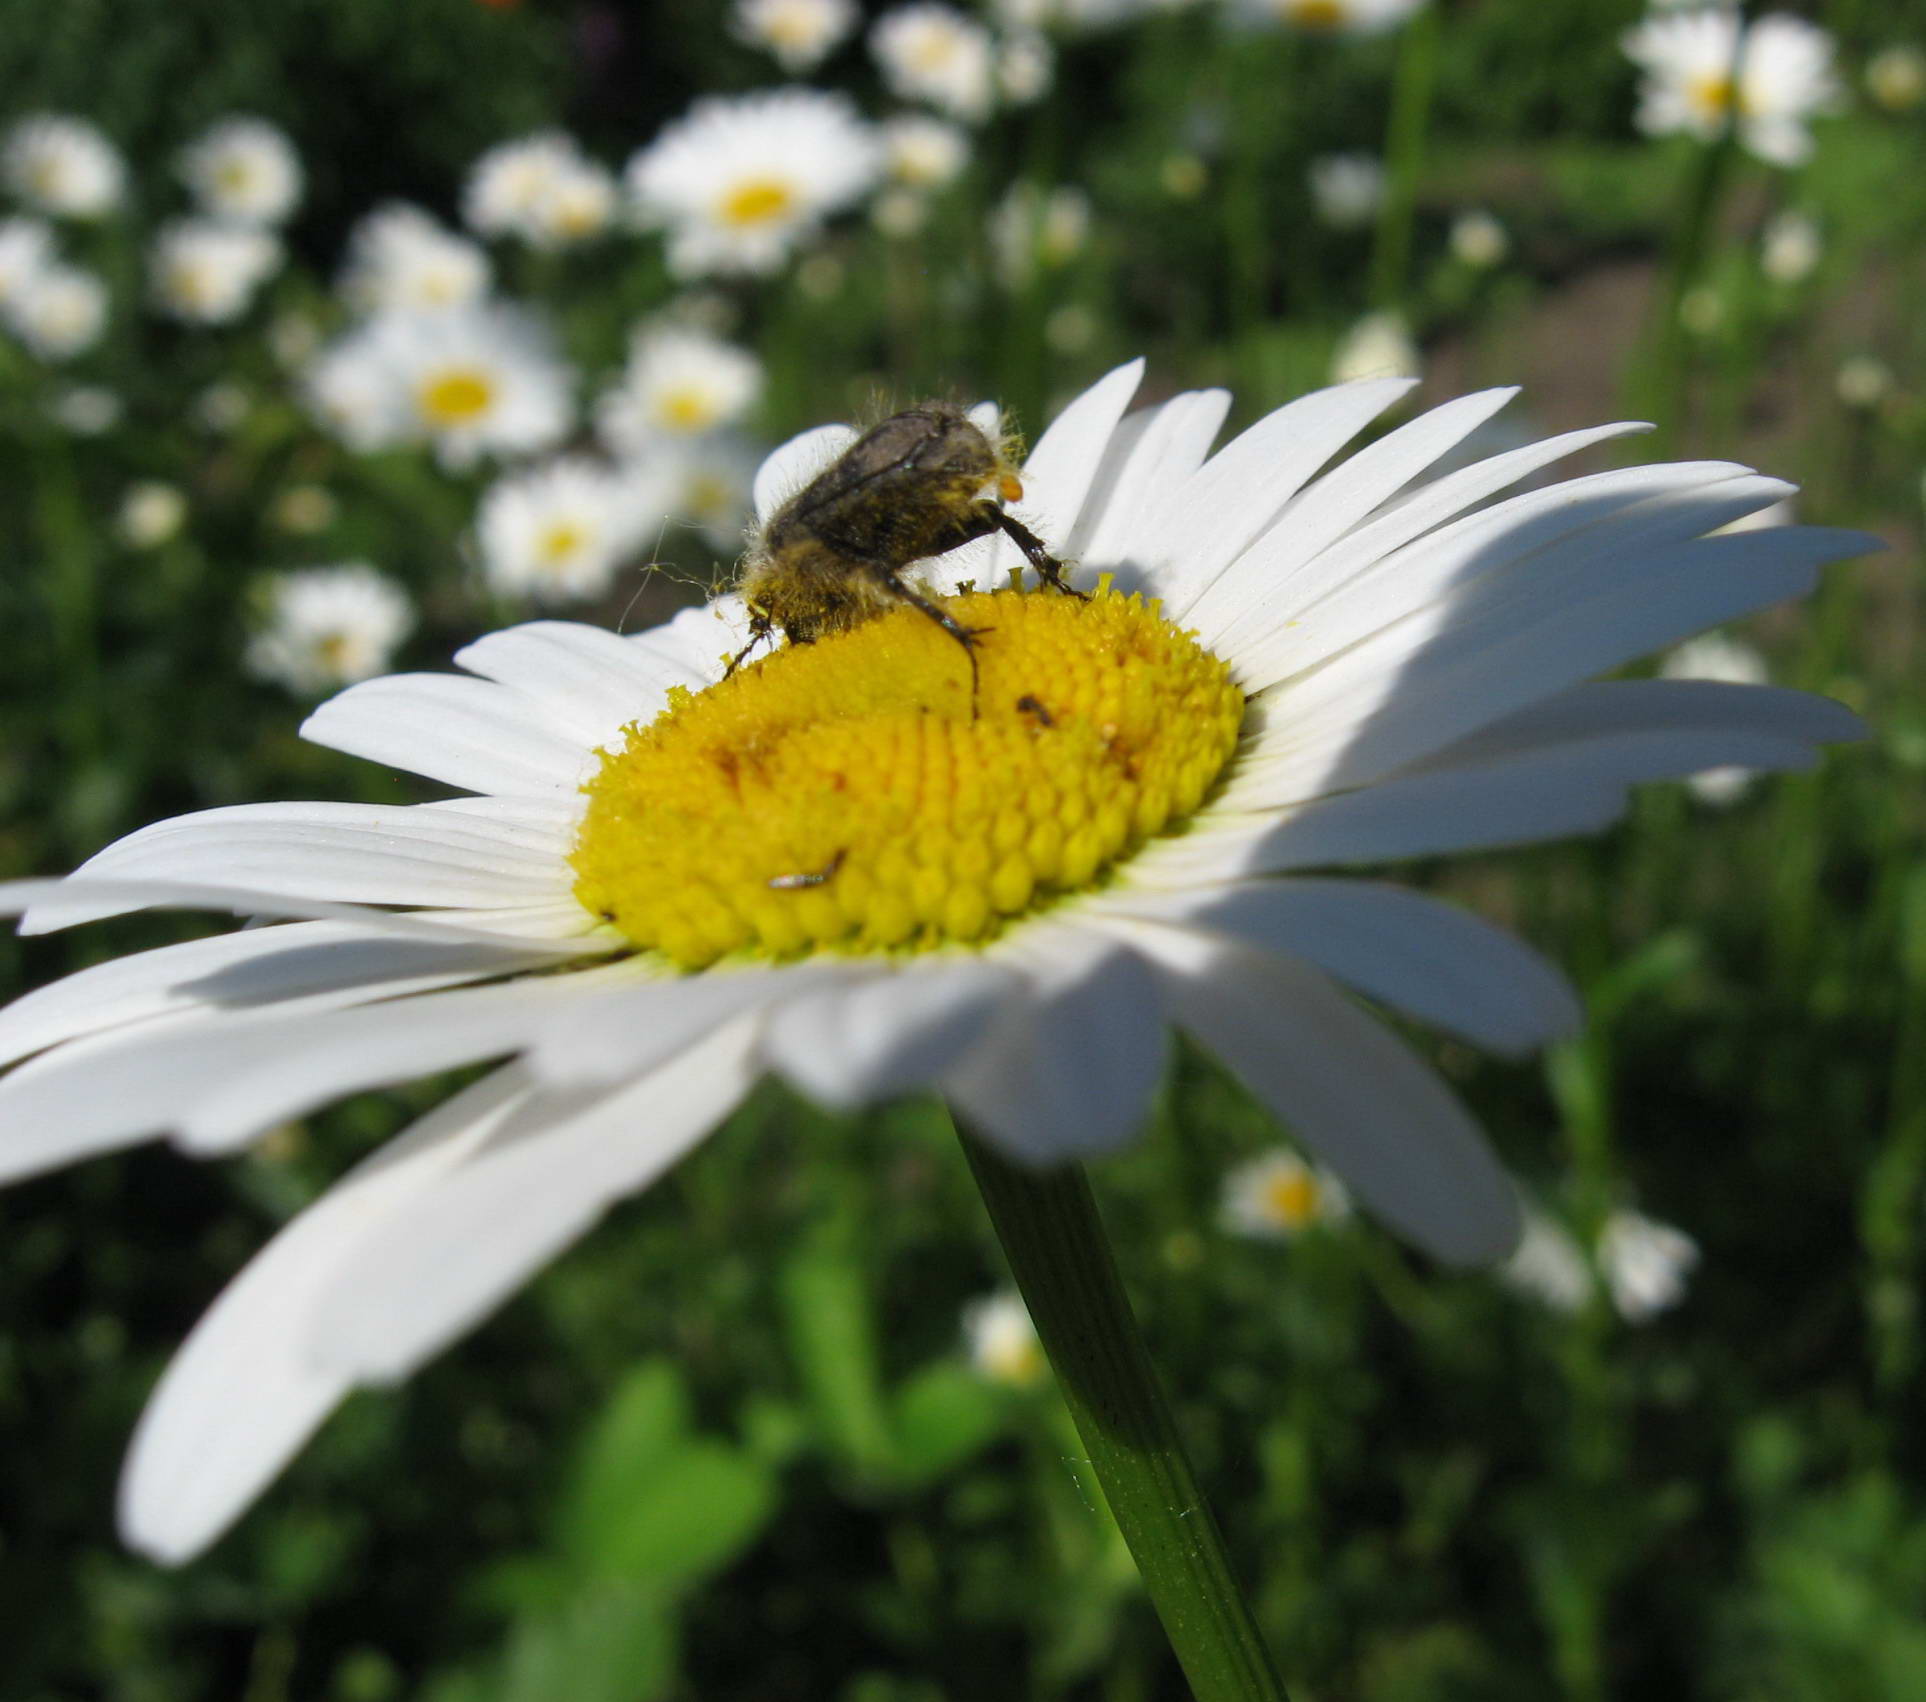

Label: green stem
[956,1121,1293,1702]
[1369,3,1441,313]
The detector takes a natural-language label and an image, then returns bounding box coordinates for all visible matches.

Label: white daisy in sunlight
[871,4,998,123]
[0,360,1871,1562]
[303,305,573,469]
[476,457,645,603]
[627,434,760,552]
[0,216,53,309]
[1599,1210,1699,1322]
[150,220,282,325]
[1221,1149,1350,1239]
[1330,310,1418,383]
[115,482,188,550]
[4,262,107,359]
[732,0,859,72]
[1230,0,1426,36]
[3,114,125,218]
[881,115,970,191]
[596,324,762,456]
[1623,11,1840,167]
[1308,153,1384,229]
[962,1292,1046,1388]
[340,204,491,316]
[178,117,303,227]
[243,565,414,696]
[626,90,881,277]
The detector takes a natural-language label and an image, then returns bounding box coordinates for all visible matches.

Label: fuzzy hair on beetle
[726,400,1083,685]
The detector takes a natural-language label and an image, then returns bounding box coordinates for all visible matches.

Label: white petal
[453,621,701,747]
[118,1067,532,1565]
[753,423,859,522]
[1236,524,1877,801]
[1176,387,1519,641]
[1099,879,1580,1056]
[943,923,1166,1164]
[0,918,575,1069]
[1009,357,1144,559]
[1070,389,1232,585]
[1148,378,1418,615]
[765,957,1020,1110]
[4,876,603,947]
[32,801,574,929]
[1106,916,1518,1265]
[0,964,640,1182]
[301,673,594,797]
[309,1017,761,1383]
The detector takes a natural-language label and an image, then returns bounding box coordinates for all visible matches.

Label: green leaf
[567,1440,777,1588]
[779,1236,896,1476]
[888,1362,1005,1488]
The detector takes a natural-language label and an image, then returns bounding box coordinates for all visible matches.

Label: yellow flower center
[419,367,497,426]
[538,520,588,567]
[572,587,1244,969]
[1688,73,1745,120]
[1263,1170,1322,1230]
[720,176,797,229]
[1284,0,1348,28]
[909,28,960,72]
[657,385,718,432]
[215,159,256,197]
[983,1335,1045,1388]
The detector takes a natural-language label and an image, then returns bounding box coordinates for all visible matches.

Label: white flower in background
[882,114,970,190]
[304,305,574,470]
[1835,355,1893,411]
[1308,152,1383,229]
[1759,209,1820,285]
[0,216,53,309]
[4,263,107,359]
[1449,208,1509,269]
[732,0,858,71]
[595,324,762,457]
[475,457,645,604]
[1660,630,1771,804]
[2,115,124,218]
[49,385,121,435]
[1330,310,1418,383]
[341,204,491,316]
[628,90,881,277]
[962,1292,1046,1388]
[0,361,1873,1563]
[150,221,282,325]
[1221,1149,1351,1240]
[271,485,339,537]
[178,117,303,227]
[989,182,1092,284]
[872,4,998,123]
[465,132,614,248]
[268,311,323,368]
[195,380,252,434]
[999,31,1056,104]
[1622,12,1840,167]
[1231,0,1427,35]
[1499,1208,1592,1313]
[1865,44,1926,112]
[244,565,414,696]
[629,434,759,552]
[873,189,929,238]
[1598,1210,1699,1322]
[115,482,188,550]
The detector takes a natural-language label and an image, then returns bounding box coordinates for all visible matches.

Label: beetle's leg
[979,506,1084,599]
[866,561,990,707]
[723,610,774,678]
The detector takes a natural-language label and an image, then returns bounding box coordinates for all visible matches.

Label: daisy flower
[872,4,999,123]
[627,434,760,553]
[4,262,108,360]
[303,305,574,470]
[464,133,614,248]
[1330,310,1419,383]
[1499,1208,1593,1313]
[339,204,491,316]
[989,182,1092,284]
[0,215,53,309]
[1865,44,1926,113]
[1598,1210,1699,1322]
[1308,153,1384,229]
[271,485,339,537]
[1759,209,1821,285]
[999,31,1055,104]
[595,324,762,457]
[2,114,125,218]
[178,116,303,227]
[627,90,881,277]
[1660,630,1771,804]
[475,457,645,604]
[1622,11,1841,168]
[1229,0,1427,36]
[1221,1149,1350,1240]
[149,220,282,325]
[881,114,971,191]
[962,1292,1047,1388]
[732,0,859,72]
[1449,209,1509,270]
[0,362,1872,1562]
[243,565,415,696]
[49,384,120,435]
[115,482,188,550]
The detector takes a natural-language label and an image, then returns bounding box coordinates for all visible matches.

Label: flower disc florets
[572,587,1244,968]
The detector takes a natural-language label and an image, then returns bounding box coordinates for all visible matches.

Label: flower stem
[955,1121,1293,1702]
[1370,3,1441,313]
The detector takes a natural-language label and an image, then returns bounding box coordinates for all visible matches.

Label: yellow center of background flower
[1689,73,1744,118]
[420,368,496,425]
[720,177,797,228]
[1264,1171,1321,1229]
[538,521,588,566]
[571,588,1244,969]
[657,386,718,431]
[1285,0,1347,28]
